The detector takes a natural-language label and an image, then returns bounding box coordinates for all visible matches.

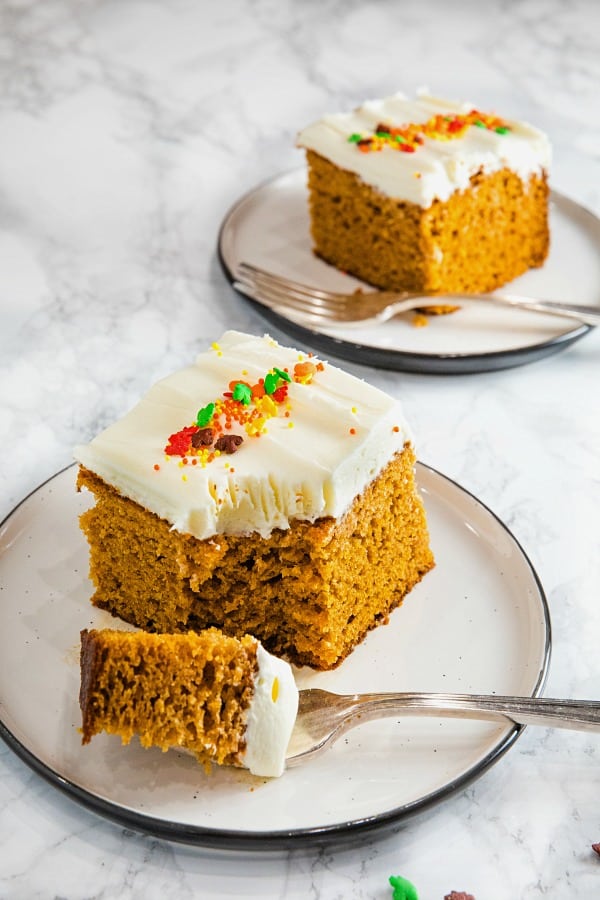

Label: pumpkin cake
[296,91,551,293]
[79,627,298,777]
[74,330,434,670]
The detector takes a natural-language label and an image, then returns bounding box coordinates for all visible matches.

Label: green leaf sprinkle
[196,402,215,427]
[389,875,419,900]
[273,366,291,383]
[232,382,252,405]
[264,372,279,395]
[348,133,362,142]
[495,125,510,134]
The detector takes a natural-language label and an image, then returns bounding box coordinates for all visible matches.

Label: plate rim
[0,463,552,851]
[216,168,596,375]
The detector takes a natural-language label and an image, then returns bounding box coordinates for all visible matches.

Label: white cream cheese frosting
[243,643,299,777]
[74,330,413,540]
[297,91,551,206]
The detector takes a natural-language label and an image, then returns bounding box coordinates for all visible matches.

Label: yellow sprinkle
[257,395,277,417]
[288,421,294,428]
[211,342,221,351]
[271,677,280,703]
[351,406,357,414]
[178,460,184,468]
[181,474,187,482]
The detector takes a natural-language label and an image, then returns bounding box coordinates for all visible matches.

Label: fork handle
[458,294,600,326]
[349,693,600,732]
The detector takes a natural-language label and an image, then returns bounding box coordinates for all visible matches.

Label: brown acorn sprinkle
[215,434,244,454]
[444,892,475,900]
[191,427,215,448]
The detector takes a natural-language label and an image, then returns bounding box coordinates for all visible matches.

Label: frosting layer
[243,643,299,777]
[297,91,551,206]
[74,331,412,539]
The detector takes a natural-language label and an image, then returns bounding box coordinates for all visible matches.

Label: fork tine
[233,278,341,320]
[234,262,599,327]
[237,263,349,307]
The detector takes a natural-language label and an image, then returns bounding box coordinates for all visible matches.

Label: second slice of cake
[75,330,434,670]
[297,91,551,294]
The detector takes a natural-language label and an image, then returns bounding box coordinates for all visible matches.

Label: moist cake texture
[297,91,551,293]
[79,627,298,777]
[75,331,434,669]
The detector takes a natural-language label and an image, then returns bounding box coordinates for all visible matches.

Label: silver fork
[234,262,600,326]
[285,689,600,766]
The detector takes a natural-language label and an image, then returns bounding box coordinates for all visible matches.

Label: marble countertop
[1,1,599,897]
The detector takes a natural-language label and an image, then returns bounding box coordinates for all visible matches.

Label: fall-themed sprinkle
[162,359,325,466]
[444,893,476,900]
[349,108,511,154]
[389,875,419,900]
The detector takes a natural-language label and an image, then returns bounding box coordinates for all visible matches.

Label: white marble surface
[1,0,599,897]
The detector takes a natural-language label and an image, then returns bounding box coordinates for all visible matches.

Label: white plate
[218,170,600,374]
[0,465,550,849]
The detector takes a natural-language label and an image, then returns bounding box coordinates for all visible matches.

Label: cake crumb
[416,304,461,316]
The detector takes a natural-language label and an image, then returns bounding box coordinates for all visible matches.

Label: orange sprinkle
[153,464,160,471]
[393,425,400,432]
[349,427,356,435]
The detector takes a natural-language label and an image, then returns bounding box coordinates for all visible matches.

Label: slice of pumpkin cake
[79,627,298,777]
[297,91,550,293]
[75,330,434,670]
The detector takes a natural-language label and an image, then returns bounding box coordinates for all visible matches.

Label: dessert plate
[218,169,600,374]
[0,464,550,850]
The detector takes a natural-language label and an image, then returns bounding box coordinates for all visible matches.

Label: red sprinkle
[165,425,199,456]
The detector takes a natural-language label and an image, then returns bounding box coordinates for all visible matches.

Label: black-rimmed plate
[0,464,550,850]
[218,169,599,374]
